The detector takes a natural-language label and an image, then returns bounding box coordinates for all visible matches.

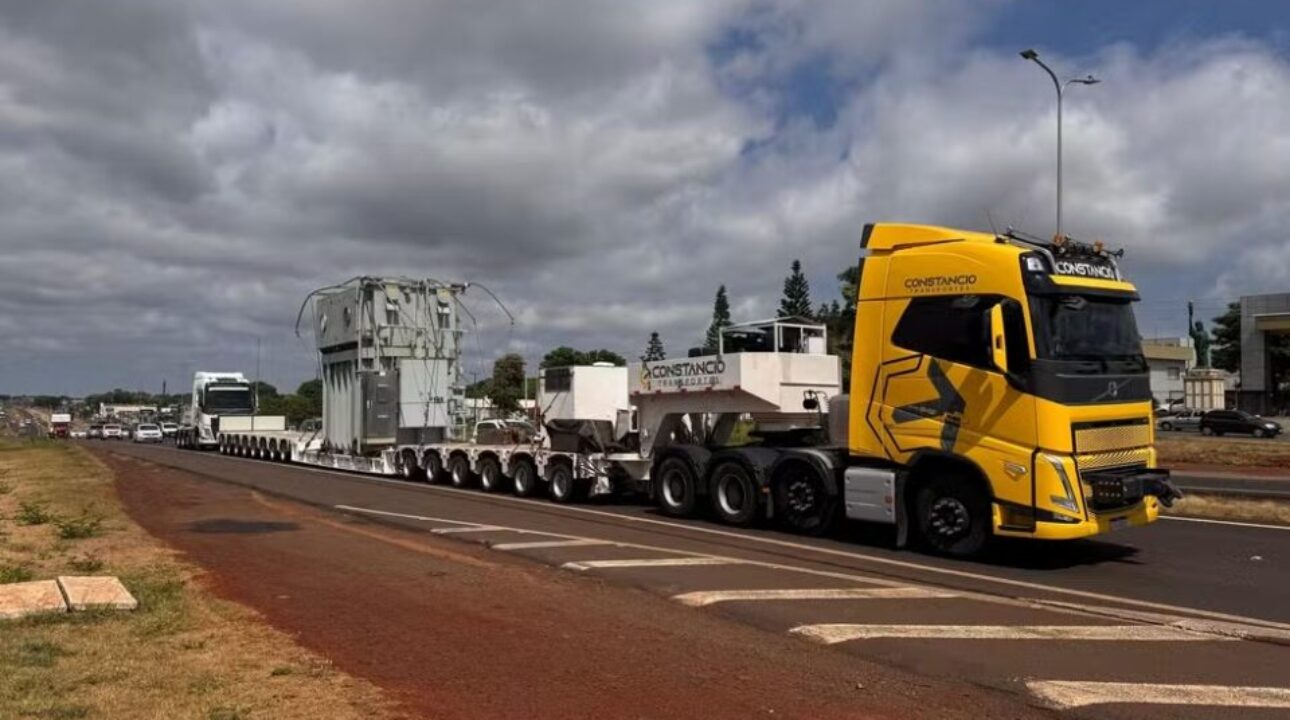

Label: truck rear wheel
[478,457,507,493]
[448,455,474,488]
[512,459,540,497]
[710,462,759,526]
[655,457,698,517]
[914,475,989,557]
[772,462,835,536]
[548,461,586,503]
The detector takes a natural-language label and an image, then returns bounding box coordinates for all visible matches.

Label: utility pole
[1019,49,1100,239]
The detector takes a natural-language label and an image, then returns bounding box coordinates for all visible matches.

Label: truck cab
[843,223,1179,554]
[178,372,256,449]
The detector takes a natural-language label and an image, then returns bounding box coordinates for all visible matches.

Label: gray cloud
[1,2,1287,395]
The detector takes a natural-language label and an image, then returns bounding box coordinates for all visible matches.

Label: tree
[296,379,322,417]
[541,347,627,368]
[778,259,813,319]
[487,353,526,415]
[1211,302,1241,373]
[251,381,279,398]
[642,332,666,361]
[704,285,732,351]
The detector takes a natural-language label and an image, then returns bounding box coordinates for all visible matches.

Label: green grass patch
[16,501,54,526]
[0,564,35,584]
[53,512,103,540]
[15,640,73,668]
[67,555,103,573]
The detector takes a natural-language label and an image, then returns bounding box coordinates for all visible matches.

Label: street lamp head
[1020,48,1039,60]
[1073,74,1101,85]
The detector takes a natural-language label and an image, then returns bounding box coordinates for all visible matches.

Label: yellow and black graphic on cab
[891,359,965,452]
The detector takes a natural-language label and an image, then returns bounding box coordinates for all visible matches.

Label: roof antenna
[986,208,1000,236]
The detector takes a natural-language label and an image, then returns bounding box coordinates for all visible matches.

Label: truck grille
[1072,419,1150,454]
[1075,448,1151,472]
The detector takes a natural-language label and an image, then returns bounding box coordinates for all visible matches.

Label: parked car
[1157,408,1203,432]
[132,423,163,443]
[87,424,104,439]
[1199,410,1283,438]
[69,429,88,439]
[159,422,179,438]
[102,424,124,440]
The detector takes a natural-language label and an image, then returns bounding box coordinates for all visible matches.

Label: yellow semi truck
[831,223,1181,554]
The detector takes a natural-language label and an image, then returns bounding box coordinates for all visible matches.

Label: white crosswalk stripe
[430,525,504,534]
[563,557,741,571]
[791,624,1229,644]
[1027,680,1290,710]
[673,587,957,607]
[493,539,613,551]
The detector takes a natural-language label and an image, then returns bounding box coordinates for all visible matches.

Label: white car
[102,424,124,440]
[69,429,88,439]
[160,422,179,438]
[132,423,163,443]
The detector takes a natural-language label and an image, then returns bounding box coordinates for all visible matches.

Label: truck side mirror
[989,304,1009,374]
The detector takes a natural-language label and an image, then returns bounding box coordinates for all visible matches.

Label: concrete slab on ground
[0,580,68,620]
[57,575,138,611]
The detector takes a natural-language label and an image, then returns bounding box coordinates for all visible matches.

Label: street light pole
[1019,49,1100,239]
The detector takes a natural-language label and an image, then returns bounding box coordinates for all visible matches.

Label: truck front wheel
[655,457,698,517]
[914,476,989,557]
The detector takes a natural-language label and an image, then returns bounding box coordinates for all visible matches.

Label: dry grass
[0,440,404,720]
[1163,493,1290,526]
[1156,435,1290,469]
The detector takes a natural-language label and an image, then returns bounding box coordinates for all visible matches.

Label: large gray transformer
[303,277,466,454]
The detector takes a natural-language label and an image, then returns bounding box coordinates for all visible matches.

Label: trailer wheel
[511,459,539,497]
[547,461,586,503]
[772,461,836,536]
[710,462,759,527]
[478,457,507,493]
[448,455,475,488]
[424,452,446,484]
[914,475,989,558]
[399,449,424,481]
[655,456,698,517]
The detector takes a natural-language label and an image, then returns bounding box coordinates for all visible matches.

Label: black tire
[1254,428,1266,439]
[772,461,836,536]
[423,452,446,484]
[1160,421,1173,432]
[512,459,540,497]
[548,461,587,503]
[448,455,474,488]
[709,461,759,526]
[399,449,424,481]
[655,456,699,517]
[1201,426,1214,436]
[914,475,990,557]
[478,457,508,493]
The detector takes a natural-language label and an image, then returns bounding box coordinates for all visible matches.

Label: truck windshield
[1029,294,1146,371]
[203,387,254,413]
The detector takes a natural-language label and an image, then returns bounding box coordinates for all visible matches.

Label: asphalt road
[1171,470,1290,499]
[94,441,1290,719]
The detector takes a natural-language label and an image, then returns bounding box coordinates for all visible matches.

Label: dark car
[1199,410,1282,438]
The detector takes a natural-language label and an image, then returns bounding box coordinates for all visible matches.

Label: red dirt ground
[98,450,1051,720]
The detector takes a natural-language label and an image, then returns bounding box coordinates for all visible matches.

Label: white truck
[176,372,286,450]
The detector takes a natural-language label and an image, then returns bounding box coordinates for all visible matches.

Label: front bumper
[997,466,1182,541]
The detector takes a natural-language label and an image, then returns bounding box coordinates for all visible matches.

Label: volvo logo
[1107,381,1119,399]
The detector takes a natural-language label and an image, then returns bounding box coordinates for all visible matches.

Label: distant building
[1237,293,1290,414]
[1141,337,1195,404]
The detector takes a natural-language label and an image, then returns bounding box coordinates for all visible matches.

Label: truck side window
[892,295,994,370]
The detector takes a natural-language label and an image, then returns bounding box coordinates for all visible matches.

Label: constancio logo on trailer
[639,358,727,391]
[903,274,977,294]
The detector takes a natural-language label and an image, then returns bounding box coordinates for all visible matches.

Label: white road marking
[563,557,741,571]
[138,446,1290,634]
[1161,515,1290,531]
[493,539,613,551]
[1027,680,1290,710]
[791,624,1228,644]
[334,504,481,526]
[430,525,504,534]
[673,587,957,607]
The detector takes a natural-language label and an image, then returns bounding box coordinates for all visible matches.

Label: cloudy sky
[4,0,1290,394]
